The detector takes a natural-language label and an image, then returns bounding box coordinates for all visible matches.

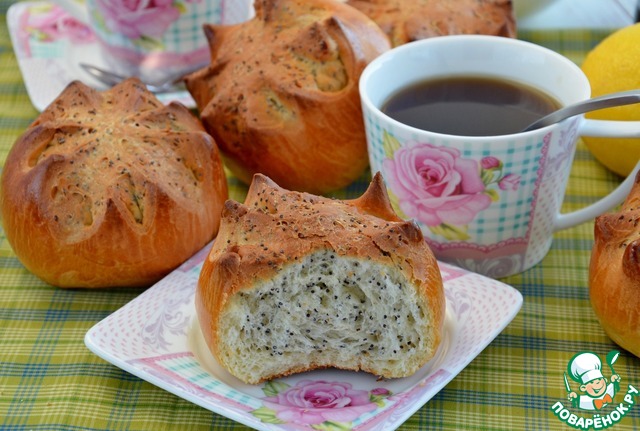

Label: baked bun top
[346,0,516,46]
[185,0,391,194]
[1,79,228,287]
[204,173,440,296]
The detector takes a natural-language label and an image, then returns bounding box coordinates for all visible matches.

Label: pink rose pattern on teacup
[96,0,201,42]
[251,380,392,430]
[381,131,520,241]
[20,4,94,55]
[498,173,521,191]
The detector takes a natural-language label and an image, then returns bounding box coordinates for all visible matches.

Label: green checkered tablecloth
[1,1,639,429]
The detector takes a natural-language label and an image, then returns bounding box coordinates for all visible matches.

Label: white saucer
[85,242,523,431]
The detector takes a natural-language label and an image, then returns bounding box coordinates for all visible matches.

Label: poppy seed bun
[185,0,391,194]
[589,170,640,358]
[0,79,228,288]
[345,0,516,47]
[196,173,445,384]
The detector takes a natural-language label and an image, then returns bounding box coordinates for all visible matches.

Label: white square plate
[85,244,522,431]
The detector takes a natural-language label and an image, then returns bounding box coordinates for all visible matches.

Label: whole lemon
[581,23,640,177]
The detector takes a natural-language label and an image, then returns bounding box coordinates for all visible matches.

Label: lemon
[581,23,640,177]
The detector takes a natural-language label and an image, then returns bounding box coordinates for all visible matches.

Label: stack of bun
[0,79,228,288]
[589,170,640,358]
[2,1,518,294]
[0,0,525,385]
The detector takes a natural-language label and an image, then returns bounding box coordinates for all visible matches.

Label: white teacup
[359,35,640,278]
[51,0,253,84]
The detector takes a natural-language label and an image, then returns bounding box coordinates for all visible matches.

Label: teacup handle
[554,118,640,231]
[50,0,90,24]
[580,119,640,138]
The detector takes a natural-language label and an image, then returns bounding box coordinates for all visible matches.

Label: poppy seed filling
[217,249,430,379]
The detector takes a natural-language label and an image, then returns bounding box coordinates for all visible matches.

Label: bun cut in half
[0,79,228,288]
[196,173,445,384]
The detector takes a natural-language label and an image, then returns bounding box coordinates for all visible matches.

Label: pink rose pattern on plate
[251,380,392,430]
[381,131,521,241]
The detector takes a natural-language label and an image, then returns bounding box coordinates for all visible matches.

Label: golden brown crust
[185,0,390,194]
[346,0,516,47]
[196,173,445,380]
[0,79,228,288]
[589,170,640,358]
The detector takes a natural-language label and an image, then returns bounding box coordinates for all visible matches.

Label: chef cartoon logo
[550,350,639,430]
[565,351,620,411]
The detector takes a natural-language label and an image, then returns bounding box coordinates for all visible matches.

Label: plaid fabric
[1,0,639,429]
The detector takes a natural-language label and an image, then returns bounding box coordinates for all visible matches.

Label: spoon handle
[79,63,202,94]
[523,89,640,132]
[80,63,124,87]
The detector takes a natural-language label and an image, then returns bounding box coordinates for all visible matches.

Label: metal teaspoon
[79,63,199,94]
[522,89,640,132]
